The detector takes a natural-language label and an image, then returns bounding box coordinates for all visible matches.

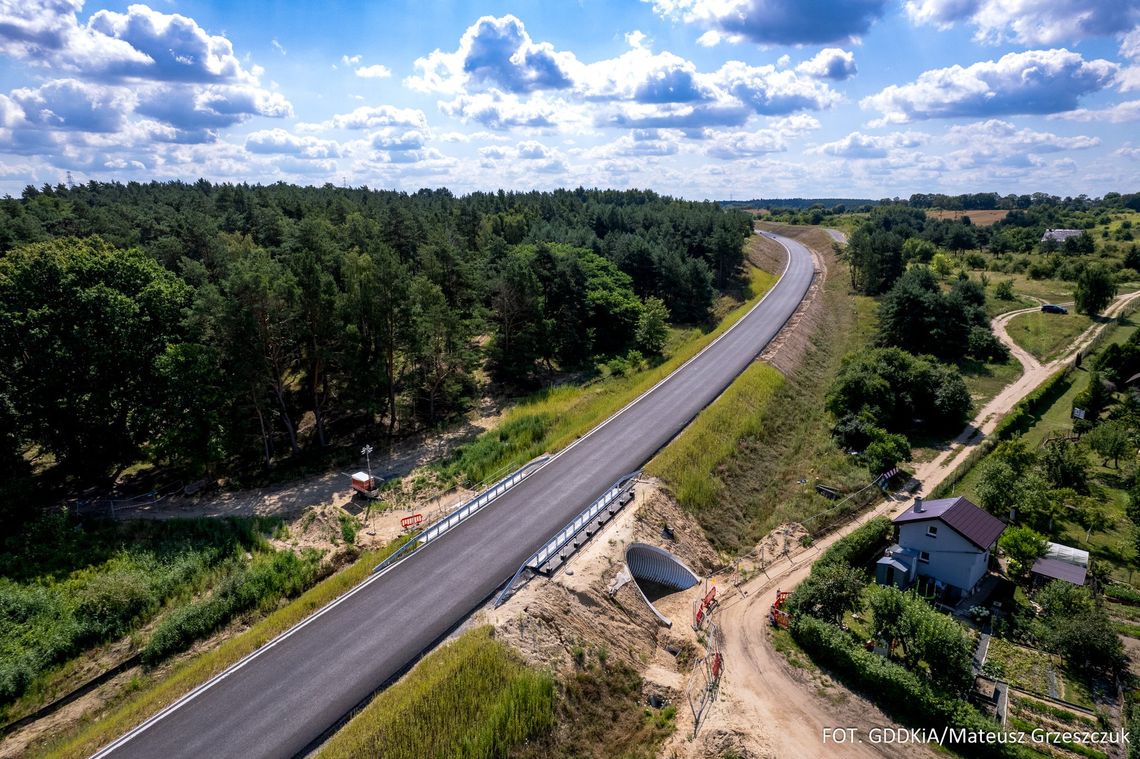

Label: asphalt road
[95,230,815,759]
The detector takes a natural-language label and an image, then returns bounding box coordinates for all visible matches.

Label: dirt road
[694,288,1140,758]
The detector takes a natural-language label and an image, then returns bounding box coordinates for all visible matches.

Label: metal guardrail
[494,470,639,607]
[371,454,552,575]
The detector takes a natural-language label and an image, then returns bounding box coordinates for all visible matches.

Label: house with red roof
[876,496,1006,599]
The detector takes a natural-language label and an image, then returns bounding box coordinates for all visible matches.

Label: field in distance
[926,209,1010,226]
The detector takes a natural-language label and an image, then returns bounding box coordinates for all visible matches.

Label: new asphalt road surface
[94,230,815,759]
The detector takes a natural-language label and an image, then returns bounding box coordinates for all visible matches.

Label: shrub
[813,516,893,573]
[862,431,911,475]
[786,562,866,624]
[142,549,321,665]
[827,348,972,436]
[791,615,1023,758]
[338,513,358,546]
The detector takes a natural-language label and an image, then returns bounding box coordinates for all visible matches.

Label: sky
[1,0,1139,200]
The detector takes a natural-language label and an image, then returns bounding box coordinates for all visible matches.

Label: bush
[827,348,972,436]
[813,516,892,573]
[994,280,1015,300]
[969,326,1011,363]
[142,549,321,665]
[1075,263,1118,316]
[790,615,1022,758]
[866,586,975,694]
[0,517,270,707]
[862,432,911,475]
[786,562,865,624]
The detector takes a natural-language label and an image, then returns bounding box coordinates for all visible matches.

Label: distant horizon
[16,180,1139,208]
[1,1,1138,199]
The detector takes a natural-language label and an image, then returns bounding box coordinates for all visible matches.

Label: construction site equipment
[768,589,791,629]
[693,586,717,629]
[399,513,424,530]
[351,472,381,498]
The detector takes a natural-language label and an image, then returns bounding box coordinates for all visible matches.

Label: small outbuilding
[1030,541,1088,587]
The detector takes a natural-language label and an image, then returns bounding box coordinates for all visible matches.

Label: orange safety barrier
[400,513,424,529]
[694,585,718,627]
[768,588,792,628]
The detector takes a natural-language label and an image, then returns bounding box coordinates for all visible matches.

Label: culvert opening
[625,543,700,627]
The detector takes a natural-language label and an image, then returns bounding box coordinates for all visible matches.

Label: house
[1030,541,1088,587]
[876,496,1006,599]
[1041,228,1083,243]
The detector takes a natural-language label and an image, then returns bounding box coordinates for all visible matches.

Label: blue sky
[1,0,1138,199]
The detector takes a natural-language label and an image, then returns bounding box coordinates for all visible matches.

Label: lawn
[1005,311,1095,362]
[960,357,1025,408]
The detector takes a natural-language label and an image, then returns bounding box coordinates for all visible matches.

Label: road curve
[95,231,816,759]
[824,228,847,245]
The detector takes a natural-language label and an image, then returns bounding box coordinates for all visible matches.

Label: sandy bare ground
[118,406,501,523]
[672,287,1140,758]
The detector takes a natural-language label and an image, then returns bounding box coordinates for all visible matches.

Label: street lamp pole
[361,444,374,488]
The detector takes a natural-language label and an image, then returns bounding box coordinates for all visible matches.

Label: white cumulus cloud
[355,64,392,79]
[861,49,1117,123]
[905,0,1140,45]
[648,0,888,45]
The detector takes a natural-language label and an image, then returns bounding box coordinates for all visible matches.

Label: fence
[71,481,184,519]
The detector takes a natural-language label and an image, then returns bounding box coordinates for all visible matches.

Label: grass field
[926,209,1009,226]
[442,264,779,486]
[960,357,1024,409]
[36,535,412,759]
[318,627,555,759]
[1005,311,1095,362]
[320,629,676,759]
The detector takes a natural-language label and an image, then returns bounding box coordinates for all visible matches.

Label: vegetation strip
[37,537,411,759]
[646,361,785,514]
[316,627,554,759]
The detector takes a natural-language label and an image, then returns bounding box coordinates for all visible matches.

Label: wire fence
[70,481,185,519]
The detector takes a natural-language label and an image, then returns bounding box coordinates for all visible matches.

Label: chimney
[914,497,924,513]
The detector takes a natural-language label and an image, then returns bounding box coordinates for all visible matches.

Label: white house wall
[897,522,989,592]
